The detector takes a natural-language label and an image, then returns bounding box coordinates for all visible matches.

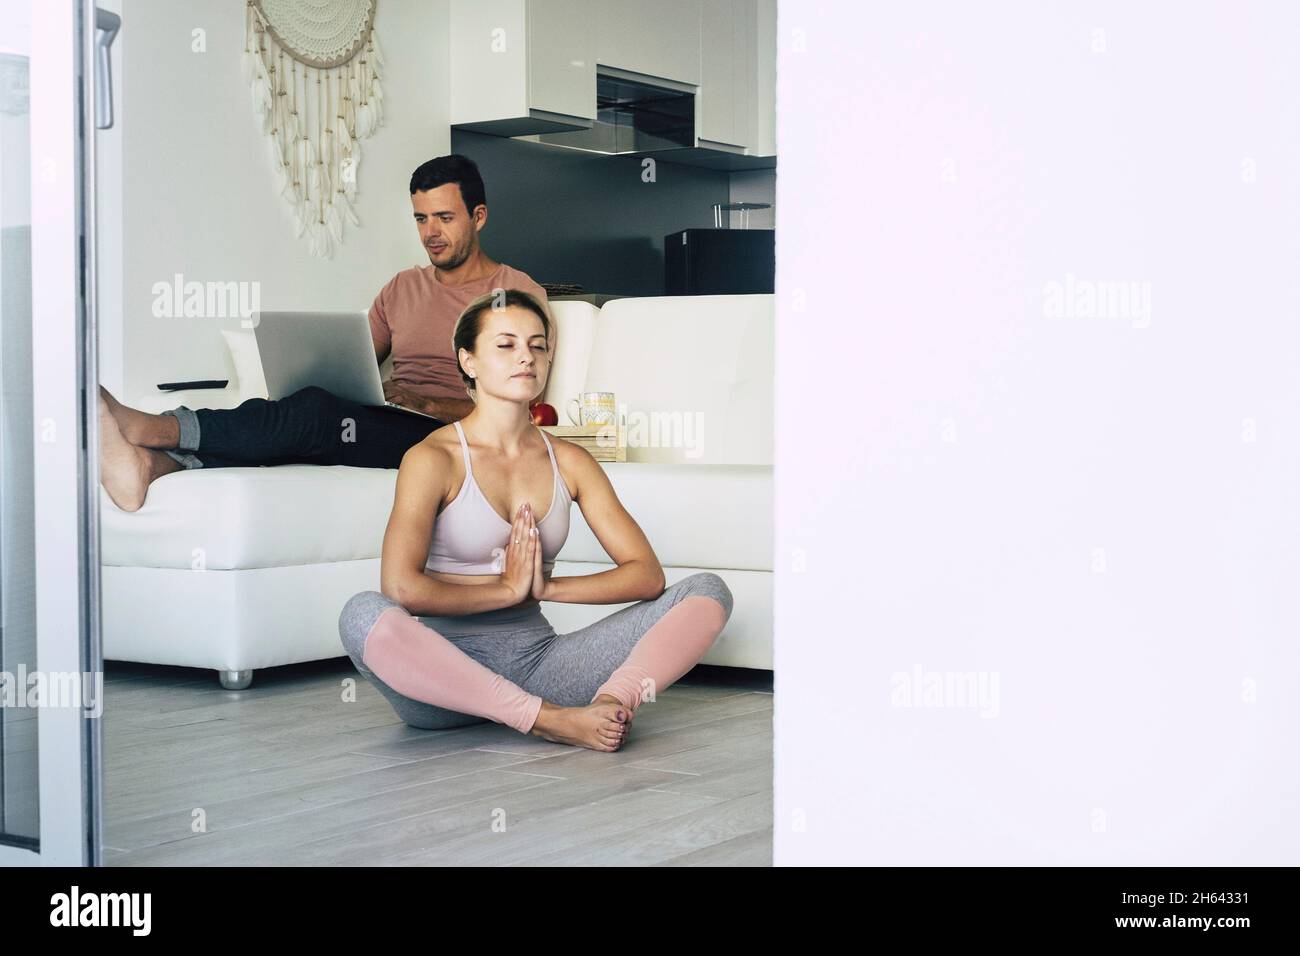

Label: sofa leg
[219,669,253,690]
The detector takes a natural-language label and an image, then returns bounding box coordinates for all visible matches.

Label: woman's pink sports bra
[425,420,572,576]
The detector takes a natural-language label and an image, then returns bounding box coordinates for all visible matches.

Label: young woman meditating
[338,289,734,751]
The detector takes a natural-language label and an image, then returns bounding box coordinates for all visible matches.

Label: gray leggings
[337,572,734,729]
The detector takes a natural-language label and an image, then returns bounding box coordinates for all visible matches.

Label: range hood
[497,68,775,171]
[532,71,695,154]
[525,67,774,170]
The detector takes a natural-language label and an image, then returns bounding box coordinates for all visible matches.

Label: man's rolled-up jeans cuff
[162,450,204,470]
[160,406,200,451]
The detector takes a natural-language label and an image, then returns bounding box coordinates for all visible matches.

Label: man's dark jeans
[162,386,445,470]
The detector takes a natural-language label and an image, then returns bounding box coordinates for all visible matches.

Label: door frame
[0,0,103,868]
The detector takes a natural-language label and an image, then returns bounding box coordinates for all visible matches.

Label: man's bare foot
[98,396,180,512]
[99,385,180,448]
[529,700,631,752]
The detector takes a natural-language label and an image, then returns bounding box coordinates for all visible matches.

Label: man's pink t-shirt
[368,262,551,402]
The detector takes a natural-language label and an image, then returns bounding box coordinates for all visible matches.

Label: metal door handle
[94,7,120,130]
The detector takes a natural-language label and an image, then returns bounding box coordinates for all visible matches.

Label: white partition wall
[776,1,1300,865]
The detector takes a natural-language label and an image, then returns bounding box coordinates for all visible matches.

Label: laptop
[252,310,439,419]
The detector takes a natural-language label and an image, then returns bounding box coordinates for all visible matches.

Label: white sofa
[100,295,774,688]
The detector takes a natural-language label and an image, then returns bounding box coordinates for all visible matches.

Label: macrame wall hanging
[242,0,384,258]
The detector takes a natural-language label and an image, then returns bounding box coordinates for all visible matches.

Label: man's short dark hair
[409,154,486,218]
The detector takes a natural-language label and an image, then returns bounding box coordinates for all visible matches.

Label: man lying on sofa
[98,153,551,512]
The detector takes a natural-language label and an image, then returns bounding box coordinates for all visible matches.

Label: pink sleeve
[505,268,550,318]
[516,273,554,354]
[368,277,394,353]
[528,281,551,316]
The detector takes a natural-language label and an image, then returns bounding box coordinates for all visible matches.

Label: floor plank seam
[491,768,569,780]
[342,745,483,762]
[623,766,702,775]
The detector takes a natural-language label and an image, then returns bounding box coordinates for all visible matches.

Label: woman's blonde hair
[451,288,552,399]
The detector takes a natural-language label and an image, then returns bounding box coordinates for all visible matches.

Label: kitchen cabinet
[750,0,776,157]
[450,0,595,136]
[699,0,751,151]
[595,0,702,86]
[450,0,776,163]
[691,0,775,163]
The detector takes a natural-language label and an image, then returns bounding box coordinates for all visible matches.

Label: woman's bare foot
[592,693,637,729]
[529,699,631,752]
[99,385,180,448]
[98,395,181,512]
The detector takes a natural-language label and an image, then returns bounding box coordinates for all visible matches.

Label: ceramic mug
[567,391,616,426]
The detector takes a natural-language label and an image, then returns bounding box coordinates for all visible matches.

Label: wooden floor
[102,657,772,866]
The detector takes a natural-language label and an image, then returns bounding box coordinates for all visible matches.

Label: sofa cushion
[100,465,396,570]
[102,460,771,574]
[220,328,270,400]
[540,300,599,418]
[582,294,774,466]
[557,462,772,572]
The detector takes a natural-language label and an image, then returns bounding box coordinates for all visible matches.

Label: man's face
[411,183,483,269]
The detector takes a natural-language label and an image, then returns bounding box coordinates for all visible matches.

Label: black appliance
[664,228,774,295]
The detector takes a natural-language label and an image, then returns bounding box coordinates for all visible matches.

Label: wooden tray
[540,421,627,462]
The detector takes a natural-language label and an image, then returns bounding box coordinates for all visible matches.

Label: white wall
[728,167,774,229]
[122,0,449,402]
[777,1,1300,864]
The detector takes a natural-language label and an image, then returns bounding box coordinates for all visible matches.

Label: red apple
[529,402,558,426]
